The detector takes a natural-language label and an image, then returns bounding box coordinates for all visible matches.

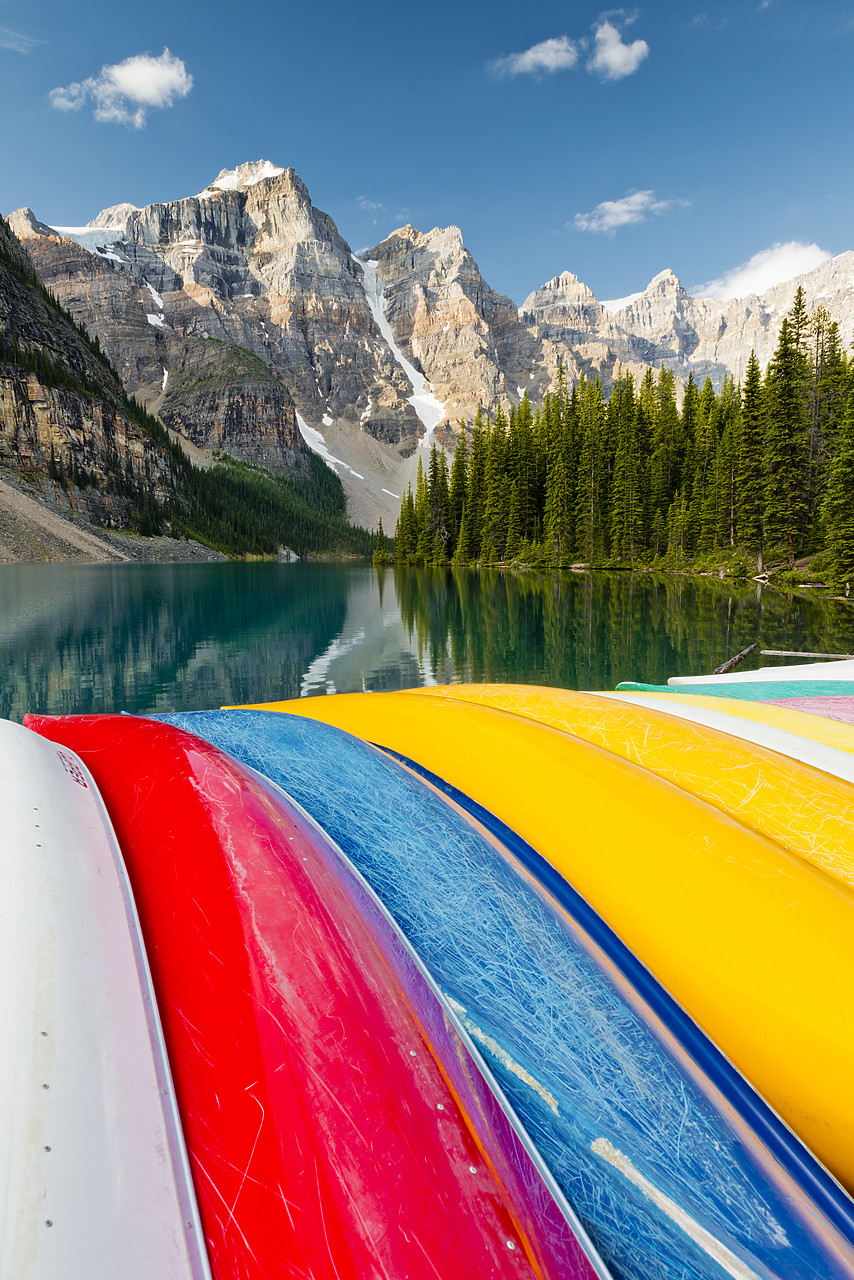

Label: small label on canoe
[57,749,88,788]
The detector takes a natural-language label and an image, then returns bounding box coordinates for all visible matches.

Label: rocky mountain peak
[6,208,57,240]
[88,203,139,230]
[521,271,598,316]
[197,159,285,197]
[645,268,687,296]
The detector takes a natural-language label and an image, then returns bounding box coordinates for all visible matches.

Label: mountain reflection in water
[2,561,852,722]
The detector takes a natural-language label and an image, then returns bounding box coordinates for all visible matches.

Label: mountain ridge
[8,159,854,524]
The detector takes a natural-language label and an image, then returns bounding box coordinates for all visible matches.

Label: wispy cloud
[490,35,579,78]
[0,27,41,53]
[50,48,192,128]
[575,190,688,234]
[691,241,832,299]
[356,196,409,227]
[357,196,385,225]
[587,19,649,80]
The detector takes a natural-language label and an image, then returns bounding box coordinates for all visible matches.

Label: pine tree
[452,502,472,565]
[425,443,450,561]
[575,378,607,561]
[480,415,508,562]
[609,374,644,563]
[414,457,431,564]
[372,517,390,565]
[447,429,468,555]
[822,385,854,589]
[736,351,765,566]
[764,315,810,561]
[465,411,488,556]
[649,368,686,524]
[505,482,522,563]
[393,487,417,563]
[807,311,849,542]
[545,453,573,567]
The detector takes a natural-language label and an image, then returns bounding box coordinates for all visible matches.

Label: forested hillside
[0,215,372,559]
[391,287,854,588]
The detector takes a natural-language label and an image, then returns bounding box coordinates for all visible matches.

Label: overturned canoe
[0,718,207,1280]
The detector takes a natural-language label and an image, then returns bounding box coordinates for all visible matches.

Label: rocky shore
[0,470,225,563]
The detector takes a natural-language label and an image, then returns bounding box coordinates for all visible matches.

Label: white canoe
[0,719,208,1280]
[669,657,854,685]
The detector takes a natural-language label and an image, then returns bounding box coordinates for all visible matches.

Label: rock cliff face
[0,215,175,529]
[10,160,854,522]
[361,224,542,445]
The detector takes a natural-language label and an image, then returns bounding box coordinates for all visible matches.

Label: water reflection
[1,561,853,721]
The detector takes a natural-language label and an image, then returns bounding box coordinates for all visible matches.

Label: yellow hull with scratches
[231,688,854,1193]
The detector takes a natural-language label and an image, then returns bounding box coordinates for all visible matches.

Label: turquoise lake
[2,561,853,722]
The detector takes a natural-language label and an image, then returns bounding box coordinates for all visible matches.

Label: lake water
[2,561,853,722]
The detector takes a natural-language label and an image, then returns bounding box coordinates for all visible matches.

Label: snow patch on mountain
[356,257,445,450]
[47,225,125,254]
[296,412,364,480]
[198,160,284,197]
[600,291,644,313]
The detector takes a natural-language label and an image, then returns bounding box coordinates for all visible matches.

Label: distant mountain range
[9,159,854,525]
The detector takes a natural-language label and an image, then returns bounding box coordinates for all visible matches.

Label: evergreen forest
[389,288,854,588]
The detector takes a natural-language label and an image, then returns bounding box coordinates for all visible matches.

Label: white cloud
[587,20,649,79]
[490,35,579,78]
[691,241,832,300]
[0,27,40,53]
[575,189,687,234]
[50,48,192,128]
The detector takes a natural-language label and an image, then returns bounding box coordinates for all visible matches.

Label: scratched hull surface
[24,714,595,1280]
[0,719,206,1280]
[595,691,854,780]
[407,683,854,889]
[606,690,854,755]
[156,708,854,1280]
[764,694,854,723]
[229,690,854,1196]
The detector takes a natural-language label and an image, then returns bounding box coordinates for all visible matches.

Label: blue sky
[2,0,853,305]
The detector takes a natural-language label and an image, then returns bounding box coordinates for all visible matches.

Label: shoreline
[0,470,226,564]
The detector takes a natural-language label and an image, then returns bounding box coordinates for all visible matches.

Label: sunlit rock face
[10,162,854,520]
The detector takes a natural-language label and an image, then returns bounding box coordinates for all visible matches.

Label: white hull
[0,719,208,1280]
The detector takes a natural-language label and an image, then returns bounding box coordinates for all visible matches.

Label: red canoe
[26,713,601,1280]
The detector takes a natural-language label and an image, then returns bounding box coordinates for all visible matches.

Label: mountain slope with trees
[0,215,372,558]
[393,288,854,589]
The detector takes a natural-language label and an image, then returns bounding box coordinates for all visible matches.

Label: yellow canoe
[231,688,854,1193]
[612,689,854,755]
[408,682,854,890]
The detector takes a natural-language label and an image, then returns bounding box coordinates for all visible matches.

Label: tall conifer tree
[736,351,765,566]
[764,315,810,560]
[822,383,854,587]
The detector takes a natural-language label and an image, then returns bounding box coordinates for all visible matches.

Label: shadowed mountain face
[0,213,180,530]
[10,160,854,521]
